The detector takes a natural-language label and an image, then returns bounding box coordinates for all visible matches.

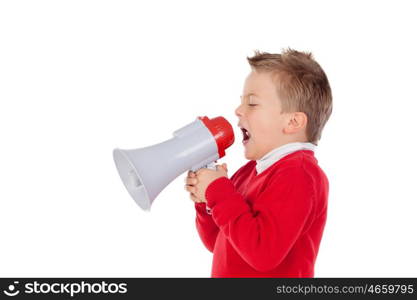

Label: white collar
[255,142,316,174]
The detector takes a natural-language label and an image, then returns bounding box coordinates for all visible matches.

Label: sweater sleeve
[194,168,243,253]
[205,168,315,272]
[194,202,219,252]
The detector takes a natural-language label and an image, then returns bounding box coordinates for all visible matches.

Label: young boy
[185,48,332,277]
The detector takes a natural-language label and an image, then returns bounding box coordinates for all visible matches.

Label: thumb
[221,163,228,172]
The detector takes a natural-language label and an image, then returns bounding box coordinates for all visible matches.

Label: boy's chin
[244,147,259,161]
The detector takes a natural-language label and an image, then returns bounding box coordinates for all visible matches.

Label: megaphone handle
[190,161,217,172]
[205,162,217,170]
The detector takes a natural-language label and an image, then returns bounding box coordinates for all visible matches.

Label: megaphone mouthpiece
[197,116,234,158]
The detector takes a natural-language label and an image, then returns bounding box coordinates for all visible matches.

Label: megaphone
[113,116,235,211]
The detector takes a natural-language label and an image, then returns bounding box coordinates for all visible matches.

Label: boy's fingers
[186,178,197,185]
[190,193,203,203]
[184,185,197,194]
[217,163,227,172]
[184,177,197,185]
[190,194,197,202]
[185,185,197,195]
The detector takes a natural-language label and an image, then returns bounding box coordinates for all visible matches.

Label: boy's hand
[194,163,228,203]
[185,163,228,203]
[184,171,204,203]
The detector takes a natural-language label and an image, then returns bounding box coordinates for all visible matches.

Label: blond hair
[247,48,333,145]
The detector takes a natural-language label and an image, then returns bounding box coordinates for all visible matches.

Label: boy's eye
[248,104,258,107]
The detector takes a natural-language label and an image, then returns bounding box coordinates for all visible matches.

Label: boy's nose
[235,104,243,117]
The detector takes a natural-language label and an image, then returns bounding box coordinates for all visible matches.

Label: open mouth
[240,127,251,144]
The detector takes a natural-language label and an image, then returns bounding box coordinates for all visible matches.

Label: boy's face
[235,70,289,161]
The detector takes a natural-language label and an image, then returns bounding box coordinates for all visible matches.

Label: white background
[1,0,416,277]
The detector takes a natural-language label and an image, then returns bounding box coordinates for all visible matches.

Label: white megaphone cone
[113,116,235,211]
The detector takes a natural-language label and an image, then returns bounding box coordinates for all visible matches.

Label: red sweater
[195,150,328,277]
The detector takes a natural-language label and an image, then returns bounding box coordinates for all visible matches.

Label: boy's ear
[283,112,307,134]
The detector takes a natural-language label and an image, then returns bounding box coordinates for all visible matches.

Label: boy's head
[235,48,333,160]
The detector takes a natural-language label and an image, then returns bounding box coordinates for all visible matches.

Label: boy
[185,48,332,277]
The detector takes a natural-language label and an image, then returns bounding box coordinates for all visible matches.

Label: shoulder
[267,150,326,188]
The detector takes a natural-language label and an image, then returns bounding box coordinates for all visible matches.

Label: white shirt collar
[255,142,316,174]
